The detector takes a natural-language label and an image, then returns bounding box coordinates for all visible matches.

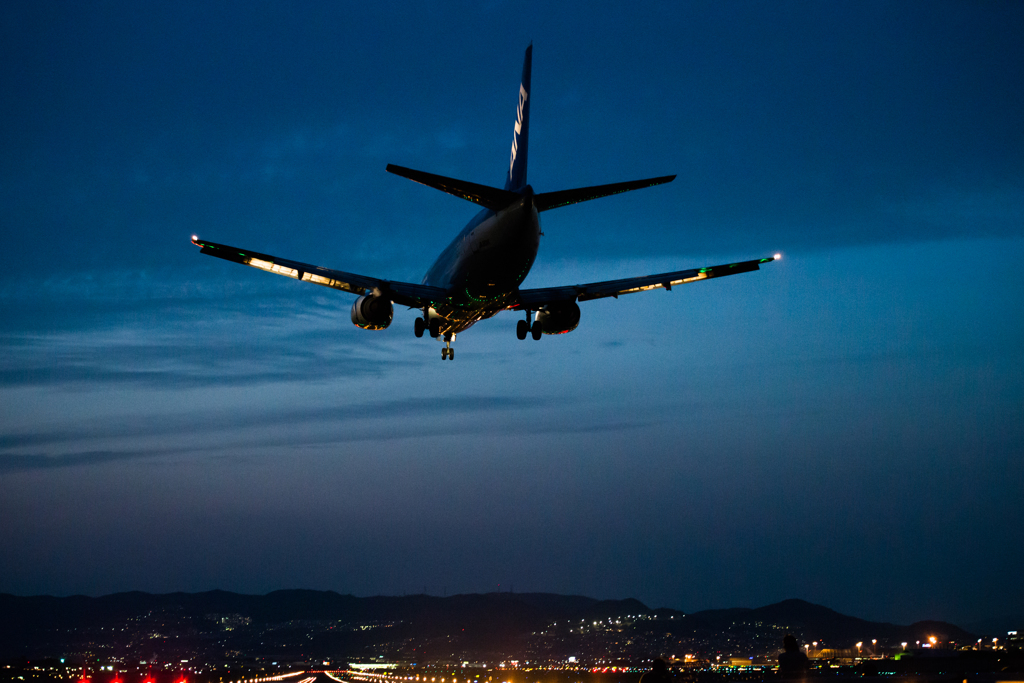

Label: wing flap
[193,238,447,308]
[516,256,776,308]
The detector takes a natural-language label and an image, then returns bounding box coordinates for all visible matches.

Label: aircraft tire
[441,347,448,360]
[449,348,455,360]
[531,320,543,340]
[414,318,425,338]
[429,319,441,338]
[516,320,528,340]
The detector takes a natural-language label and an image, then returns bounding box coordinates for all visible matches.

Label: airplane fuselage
[422,187,540,336]
[191,45,774,361]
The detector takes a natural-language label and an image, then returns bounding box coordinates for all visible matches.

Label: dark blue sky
[1,1,1022,627]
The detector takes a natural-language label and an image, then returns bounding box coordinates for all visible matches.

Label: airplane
[192,44,778,360]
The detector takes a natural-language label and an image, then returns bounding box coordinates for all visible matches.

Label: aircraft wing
[191,238,448,309]
[515,255,778,308]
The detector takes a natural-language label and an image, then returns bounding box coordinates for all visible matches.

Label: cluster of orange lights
[232,674,309,683]
[348,673,481,683]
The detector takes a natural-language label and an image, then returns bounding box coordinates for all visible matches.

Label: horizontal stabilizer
[534,174,676,212]
[386,164,519,211]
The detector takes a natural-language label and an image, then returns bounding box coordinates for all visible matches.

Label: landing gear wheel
[441,347,449,360]
[448,347,455,360]
[414,318,425,338]
[531,320,543,340]
[429,319,441,338]
[516,319,529,340]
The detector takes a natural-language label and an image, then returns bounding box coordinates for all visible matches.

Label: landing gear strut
[516,311,540,339]
[517,311,543,340]
[441,335,455,360]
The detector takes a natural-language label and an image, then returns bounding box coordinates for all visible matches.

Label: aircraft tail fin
[386,164,518,211]
[505,44,532,191]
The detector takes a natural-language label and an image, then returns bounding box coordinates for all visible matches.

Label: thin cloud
[0,396,553,454]
[0,415,652,472]
[0,450,171,472]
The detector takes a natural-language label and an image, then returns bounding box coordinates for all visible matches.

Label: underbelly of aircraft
[431,245,536,335]
[465,244,534,294]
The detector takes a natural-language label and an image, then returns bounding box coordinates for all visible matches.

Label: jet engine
[350,294,393,330]
[535,302,581,335]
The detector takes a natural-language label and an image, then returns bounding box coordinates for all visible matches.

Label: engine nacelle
[350,294,393,331]
[535,301,581,335]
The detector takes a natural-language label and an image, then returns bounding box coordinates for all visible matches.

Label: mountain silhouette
[0,591,975,660]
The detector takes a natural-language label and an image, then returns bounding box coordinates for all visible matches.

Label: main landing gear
[517,313,543,340]
[414,314,442,339]
[414,316,441,338]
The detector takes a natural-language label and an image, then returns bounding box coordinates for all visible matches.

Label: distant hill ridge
[0,590,648,632]
[676,598,975,644]
[0,591,975,659]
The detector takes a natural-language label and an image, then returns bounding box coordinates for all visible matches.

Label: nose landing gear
[417,308,456,359]
[441,335,456,360]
